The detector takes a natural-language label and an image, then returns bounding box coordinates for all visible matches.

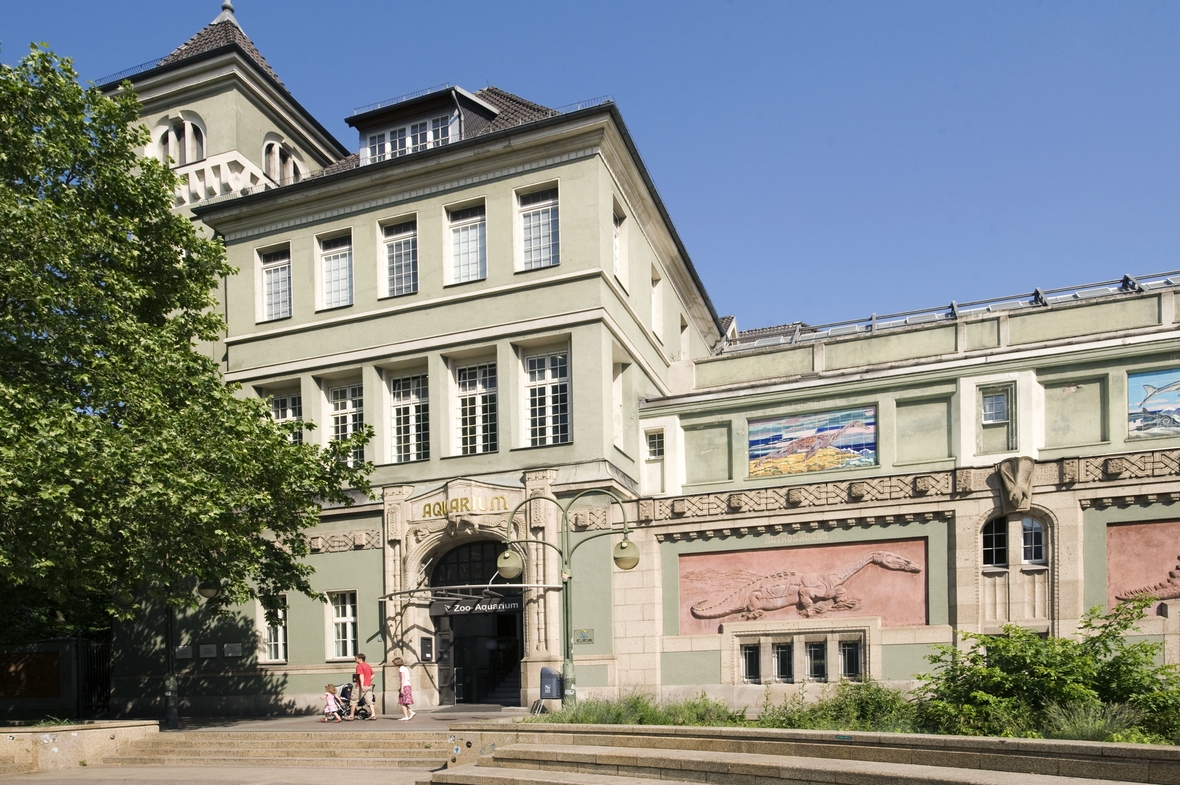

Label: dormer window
[360,114,455,164]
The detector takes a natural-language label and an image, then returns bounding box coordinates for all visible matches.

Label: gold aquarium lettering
[422,496,509,518]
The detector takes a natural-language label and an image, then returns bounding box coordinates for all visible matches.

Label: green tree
[0,46,371,632]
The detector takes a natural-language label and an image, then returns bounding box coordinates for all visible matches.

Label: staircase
[416,724,1174,785]
[482,668,521,706]
[104,730,452,770]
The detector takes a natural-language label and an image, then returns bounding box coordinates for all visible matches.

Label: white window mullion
[520,189,560,270]
[321,235,353,309]
[450,206,487,283]
[260,248,292,321]
[457,363,497,454]
[391,374,429,463]
[384,221,418,296]
[526,352,569,446]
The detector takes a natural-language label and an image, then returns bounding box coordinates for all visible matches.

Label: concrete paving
[170,705,526,733]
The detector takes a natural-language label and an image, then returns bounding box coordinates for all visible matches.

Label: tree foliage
[0,46,371,630]
[917,597,1180,740]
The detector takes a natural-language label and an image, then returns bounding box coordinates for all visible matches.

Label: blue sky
[6,1,1180,330]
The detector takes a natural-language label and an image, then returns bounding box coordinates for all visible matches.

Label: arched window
[155,115,206,167]
[1022,517,1046,564]
[430,540,517,588]
[159,132,169,165]
[192,125,204,161]
[982,517,1007,567]
[264,143,278,180]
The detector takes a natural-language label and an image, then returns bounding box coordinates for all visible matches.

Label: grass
[1042,702,1145,742]
[525,693,745,726]
[756,680,917,733]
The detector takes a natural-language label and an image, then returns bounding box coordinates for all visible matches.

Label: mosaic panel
[1128,368,1180,441]
[748,406,877,478]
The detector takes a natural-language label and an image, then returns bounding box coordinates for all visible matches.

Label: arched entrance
[431,540,523,705]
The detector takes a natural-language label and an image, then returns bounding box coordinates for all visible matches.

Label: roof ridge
[159,13,285,88]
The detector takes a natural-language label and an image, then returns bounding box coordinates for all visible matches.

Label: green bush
[1042,702,1143,742]
[527,692,745,726]
[757,680,916,733]
[916,597,1180,741]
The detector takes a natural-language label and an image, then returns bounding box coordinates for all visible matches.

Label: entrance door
[430,541,522,706]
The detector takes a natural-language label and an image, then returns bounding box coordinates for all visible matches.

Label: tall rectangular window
[270,392,303,445]
[1022,518,1045,564]
[982,517,1008,567]
[261,248,291,321]
[432,115,451,146]
[773,642,793,682]
[391,374,429,463]
[384,221,418,296]
[367,132,386,162]
[450,205,487,284]
[457,363,497,454]
[329,591,358,659]
[646,431,664,459]
[410,121,429,153]
[330,384,364,464]
[644,429,665,494]
[520,188,560,270]
[740,644,761,684]
[839,640,863,680]
[526,352,570,446]
[263,595,287,663]
[806,641,827,682]
[321,235,353,309]
[612,213,623,277]
[389,126,407,158]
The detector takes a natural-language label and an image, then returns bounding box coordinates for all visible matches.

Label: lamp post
[163,581,221,730]
[494,489,639,707]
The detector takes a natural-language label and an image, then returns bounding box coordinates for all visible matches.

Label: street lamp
[495,489,639,707]
[164,581,220,730]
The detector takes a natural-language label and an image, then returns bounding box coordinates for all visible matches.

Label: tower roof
[157,1,284,87]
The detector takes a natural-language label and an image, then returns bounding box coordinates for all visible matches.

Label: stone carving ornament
[997,456,1036,513]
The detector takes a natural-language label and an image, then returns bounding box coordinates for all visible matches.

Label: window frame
[448,203,488,285]
[772,642,793,683]
[326,590,358,662]
[805,641,827,682]
[260,595,288,664]
[329,383,364,464]
[390,372,429,464]
[978,382,1017,454]
[269,390,303,445]
[361,113,456,165]
[982,517,1009,568]
[454,361,498,455]
[258,246,292,323]
[517,185,560,272]
[523,350,570,447]
[318,232,354,311]
[1022,516,1047,565]
[839,640,863,681]
[740,643,761,684]
[381,218,419,298]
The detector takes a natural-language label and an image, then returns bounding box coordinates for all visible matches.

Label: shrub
[1042,702,1143,742]
[758,680,916,733]
[527,692,745,726]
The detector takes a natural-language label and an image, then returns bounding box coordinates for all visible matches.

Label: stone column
[380,485,413,712]
[521,469,561,705]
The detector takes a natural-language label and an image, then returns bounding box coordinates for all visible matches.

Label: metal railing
[94,56,168,87]
[352,83,454,116]
[723,270,1180,353]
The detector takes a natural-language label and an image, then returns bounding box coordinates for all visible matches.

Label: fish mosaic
[748,406,877,478]
[1128,368,1180,440]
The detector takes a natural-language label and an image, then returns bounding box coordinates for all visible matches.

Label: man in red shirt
[353,653,376,719]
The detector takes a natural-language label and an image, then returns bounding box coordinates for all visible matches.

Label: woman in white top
[393,656,415,720]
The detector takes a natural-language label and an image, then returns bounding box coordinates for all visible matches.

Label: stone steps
[103,730,452,770]
[427,763,692,785]
[445,743,1147,785]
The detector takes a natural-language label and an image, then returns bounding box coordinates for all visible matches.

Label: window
[773,642,793,682]
[612,213,624,277]
[612,363,626,448]
[982,517,1008,567]
[1023,518,1045,564]
[330,384,364,464]
[457,363,497,454]
[982,390,1010,424]
[806,641,827,682]
[839,640,862,680]
[329,591,358,660]
[520,188,560,270]
[270,392,303,445]
[651,267,664,341]
[389,127,407,158]
[450,205,487,284]
[260,248,292,321]
[391,374,429,463]
[740,644,761,684]
[321,235,353,309]
[410,121,429,153]
[362,115,453,164]
[192,125,204,162]
[526,352,569,446]
[157,116,206,167]
[263,596,287,663]
[367,132,386,163]
[646,431,664,459]
[432,115,451,146]
[384,221,418,296]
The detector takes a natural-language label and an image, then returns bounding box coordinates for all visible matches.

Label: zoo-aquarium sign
[420,495,510,518]
[748,406,877,478]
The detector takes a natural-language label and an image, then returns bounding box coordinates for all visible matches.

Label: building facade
[105,5,1180,716]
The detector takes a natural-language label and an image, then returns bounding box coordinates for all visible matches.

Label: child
[394,656,415,721]
[321,683,343,723]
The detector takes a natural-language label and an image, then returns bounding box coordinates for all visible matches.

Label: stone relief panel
[308,529,380,553]
[1108,520,1180,612]
[678,538,927,635]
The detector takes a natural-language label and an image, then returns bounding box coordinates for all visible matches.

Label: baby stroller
[337,682,372,720]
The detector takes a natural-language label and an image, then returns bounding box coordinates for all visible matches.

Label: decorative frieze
[308,529,381,553]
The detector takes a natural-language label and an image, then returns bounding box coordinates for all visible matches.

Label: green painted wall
[696,347,813,388]
[1044,378,1106,448]
[684,425,731,484]
[1009,296,1160,345]
[661,651,721,685]
[881,644,940,681]
[576,664,610,687]
[965,318,1000,351]
[569,532,614,656]
[894,398,951,464]
[826,326,956,370]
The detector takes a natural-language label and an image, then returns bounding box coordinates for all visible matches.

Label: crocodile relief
[689,550,921,620]
[1115,555,1180,602]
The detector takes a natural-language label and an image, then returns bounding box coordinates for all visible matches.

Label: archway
[430,540,522,705]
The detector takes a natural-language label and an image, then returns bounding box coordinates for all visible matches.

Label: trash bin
[540,666,563,700]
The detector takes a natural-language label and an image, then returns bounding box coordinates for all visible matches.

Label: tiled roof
[474,87,558,133]
[159,17,285,88]
[736,321,813,340]
[719,315,735,333]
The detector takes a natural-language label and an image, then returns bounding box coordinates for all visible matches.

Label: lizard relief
[1115,555,1180,602]
[689,550,921,620]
